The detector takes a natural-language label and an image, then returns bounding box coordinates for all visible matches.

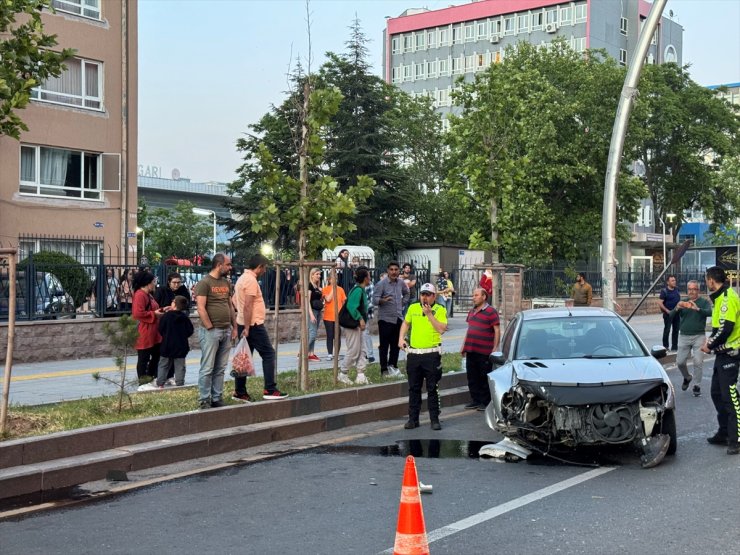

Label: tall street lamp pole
[192,208,217,255]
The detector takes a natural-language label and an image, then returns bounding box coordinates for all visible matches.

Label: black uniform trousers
[466,352,492,406]
[406,352,442,422]
[710,353,740,446]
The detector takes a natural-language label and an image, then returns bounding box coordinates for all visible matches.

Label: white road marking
[379,466,615,554]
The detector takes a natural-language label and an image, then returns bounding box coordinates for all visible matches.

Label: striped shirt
[463,304,500,355]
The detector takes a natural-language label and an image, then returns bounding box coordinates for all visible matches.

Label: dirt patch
[2,413,52,440]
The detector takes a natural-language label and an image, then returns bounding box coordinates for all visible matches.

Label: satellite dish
[171,168,181,180]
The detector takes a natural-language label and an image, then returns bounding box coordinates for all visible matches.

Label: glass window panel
[20,146,35,181]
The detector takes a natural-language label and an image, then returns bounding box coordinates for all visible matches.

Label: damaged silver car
[484,307,676,468]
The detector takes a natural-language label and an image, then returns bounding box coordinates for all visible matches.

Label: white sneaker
[355,373,370,385]
[137,382,162,391]
[164,378,176,387]
[326,354,334,361]
[388,365,402,378]
[337,372,353,385]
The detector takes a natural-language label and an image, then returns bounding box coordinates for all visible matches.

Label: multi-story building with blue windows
[383,0,683,119]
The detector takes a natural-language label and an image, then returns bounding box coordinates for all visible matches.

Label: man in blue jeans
[195,254,237,409]
[232,254,288,401]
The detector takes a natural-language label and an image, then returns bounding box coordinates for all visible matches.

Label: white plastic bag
[231,337,255,377]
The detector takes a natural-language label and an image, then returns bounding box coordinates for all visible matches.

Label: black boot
[430,418,441,431]
[707,432,728,445]
[404,419,419,429]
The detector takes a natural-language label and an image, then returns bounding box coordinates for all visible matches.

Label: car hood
[512,357,668,405]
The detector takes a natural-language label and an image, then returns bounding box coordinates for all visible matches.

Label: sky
[137,0,740,184]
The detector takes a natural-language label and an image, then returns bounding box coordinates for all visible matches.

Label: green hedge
[19,251,91,308]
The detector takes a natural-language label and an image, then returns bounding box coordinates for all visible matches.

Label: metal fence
[2,256,706,322]
[0,256,436,321]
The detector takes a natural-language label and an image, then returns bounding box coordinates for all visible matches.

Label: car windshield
[515,316,648,360]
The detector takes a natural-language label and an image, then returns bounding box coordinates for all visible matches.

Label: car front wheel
[655,409,677,456]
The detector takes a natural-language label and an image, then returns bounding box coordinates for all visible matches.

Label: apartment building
[0,0,138,263]
[383,0,683,117]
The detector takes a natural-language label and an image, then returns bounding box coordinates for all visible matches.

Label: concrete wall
[0,310,380,364]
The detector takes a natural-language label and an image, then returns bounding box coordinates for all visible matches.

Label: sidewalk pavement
[2,313,667,407]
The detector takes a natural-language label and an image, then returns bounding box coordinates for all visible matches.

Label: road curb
[0,372,469,502]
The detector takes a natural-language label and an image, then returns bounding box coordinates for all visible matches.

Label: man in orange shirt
[232,254,288,402]
[322,271,346,361]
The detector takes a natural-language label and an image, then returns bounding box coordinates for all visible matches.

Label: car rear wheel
[654,409,677,455]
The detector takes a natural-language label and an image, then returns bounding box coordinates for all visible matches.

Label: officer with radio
[398,282,448,430]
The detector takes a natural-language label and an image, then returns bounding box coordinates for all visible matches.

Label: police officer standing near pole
[701,266,740,455]
[398,283,448,430]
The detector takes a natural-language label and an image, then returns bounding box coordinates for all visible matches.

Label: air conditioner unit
[545,22,557,33]
[490,34,500,43]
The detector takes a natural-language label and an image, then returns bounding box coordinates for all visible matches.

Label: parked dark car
[0,270,76,320]
[486,307,676,467]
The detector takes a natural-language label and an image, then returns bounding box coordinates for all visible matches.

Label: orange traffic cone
[393,455,430,555]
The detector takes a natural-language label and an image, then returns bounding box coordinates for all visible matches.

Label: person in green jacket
[338,268,371,386]
[670,280,713,396]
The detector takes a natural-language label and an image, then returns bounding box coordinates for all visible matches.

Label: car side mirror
[651,345,667,360]
[490,351,505,366]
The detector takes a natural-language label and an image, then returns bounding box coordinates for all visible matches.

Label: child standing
[155,295,194,388]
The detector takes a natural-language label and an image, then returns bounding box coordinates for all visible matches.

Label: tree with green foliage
[96,315,140,413]
[0,0,73,138]
[19,250,90,307]
[630,64,740,236]
[226,19,447,258]
[140,200,213,260]
[318,19,418,253]
[447,41,645,265]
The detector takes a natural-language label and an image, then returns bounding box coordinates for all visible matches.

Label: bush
[19,251,91,308]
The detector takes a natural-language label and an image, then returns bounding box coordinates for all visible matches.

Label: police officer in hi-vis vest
[701,266,740,455]
[398,282,448,431]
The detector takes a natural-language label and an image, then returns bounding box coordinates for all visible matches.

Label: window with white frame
[20,145,102,200]
[51,0,100,20]
[560,7,572,25]
[427,31,436,49]
[392,66,401,83]
[427,60,438,78]
[477,22,487,39]
[403,35,413,52]
[451,56,463,74]
[492,18,502,35]
[439,27,449,46]
[452,25,463,44]
[575,37,587,52]
[465,24,474,42]
[441,117,450,132]
[620,17,628,36]
[415,62,425,79]
[494,50,502,64]
[438,58,449,76]
[518,15,529,32]
[532,11,544,29]
[575,3,587,23]
[619,48,627,66]
[465,55,475,73]
[415,32,425,50]
[477,53,487,70]
[436,88,449,107]
[391,37,400,54]
[403,64,412,81]
[546,9,557,25]
[504,16,515,35]
[31,57,102,110]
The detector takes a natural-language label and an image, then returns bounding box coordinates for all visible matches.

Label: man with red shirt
[461,287,501,411]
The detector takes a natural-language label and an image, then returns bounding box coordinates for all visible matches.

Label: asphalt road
[1,367,738,554]
[4,313,668,406]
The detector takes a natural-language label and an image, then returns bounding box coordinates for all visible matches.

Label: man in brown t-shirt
[195,253,236,409]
